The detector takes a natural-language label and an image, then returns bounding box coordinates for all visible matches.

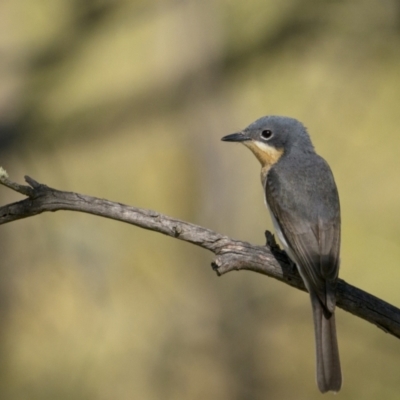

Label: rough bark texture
[1,175,400,339]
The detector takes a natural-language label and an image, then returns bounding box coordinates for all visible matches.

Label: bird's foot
[265,230,280,250]
[264,230,296,269]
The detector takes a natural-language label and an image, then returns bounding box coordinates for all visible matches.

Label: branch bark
[1,174,400,339]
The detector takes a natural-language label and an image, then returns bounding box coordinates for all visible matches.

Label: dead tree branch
[1,173,400,338]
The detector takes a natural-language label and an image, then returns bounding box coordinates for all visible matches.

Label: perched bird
[222,116,342,393]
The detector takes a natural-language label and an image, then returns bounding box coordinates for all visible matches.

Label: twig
[0,168,35,197]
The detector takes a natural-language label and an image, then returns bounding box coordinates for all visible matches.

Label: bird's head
[221,115,314,169]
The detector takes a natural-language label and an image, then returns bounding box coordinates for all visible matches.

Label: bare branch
[1,174,400,339]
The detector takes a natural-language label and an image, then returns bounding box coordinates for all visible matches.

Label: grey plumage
[222,115,342,393]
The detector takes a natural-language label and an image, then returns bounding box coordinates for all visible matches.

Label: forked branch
[1,172,399,338]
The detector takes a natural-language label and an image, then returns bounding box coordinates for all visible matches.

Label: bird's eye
[261,129,273,140]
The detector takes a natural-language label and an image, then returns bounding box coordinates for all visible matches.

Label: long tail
[311,294,342,393]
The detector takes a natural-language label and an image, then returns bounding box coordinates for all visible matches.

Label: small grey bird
[222,116,342,393]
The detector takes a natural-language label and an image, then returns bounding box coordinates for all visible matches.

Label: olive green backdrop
[1,1,400,399]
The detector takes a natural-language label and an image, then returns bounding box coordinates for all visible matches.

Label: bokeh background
[1,0,400,399]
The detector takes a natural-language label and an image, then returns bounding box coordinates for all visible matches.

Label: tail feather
[311,294,342,393]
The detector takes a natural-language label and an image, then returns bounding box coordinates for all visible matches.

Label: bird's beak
[221,132,250,142]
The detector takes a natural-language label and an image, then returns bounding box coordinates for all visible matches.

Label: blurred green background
[1,0,400,398]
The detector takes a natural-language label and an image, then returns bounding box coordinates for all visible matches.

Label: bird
[221,116,342,393]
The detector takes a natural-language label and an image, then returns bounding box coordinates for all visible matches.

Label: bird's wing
[265,163,340,312]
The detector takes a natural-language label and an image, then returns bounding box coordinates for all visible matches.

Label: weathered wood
[1,174,400,339]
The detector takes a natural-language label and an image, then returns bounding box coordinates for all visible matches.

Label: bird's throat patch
[244,141,284,183]
[244,141,284,168]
